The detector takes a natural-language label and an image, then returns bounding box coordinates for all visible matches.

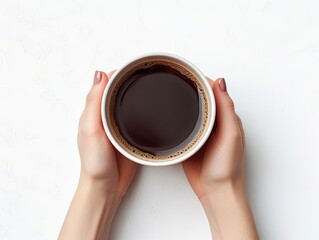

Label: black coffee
[113,64,201,156]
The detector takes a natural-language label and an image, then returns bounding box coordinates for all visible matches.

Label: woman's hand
[183,78,258,240]
[59,71,137,240]
[77,70,137,197]
[183,78,245,198]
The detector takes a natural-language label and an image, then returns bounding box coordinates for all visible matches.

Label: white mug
[101,52,215,166]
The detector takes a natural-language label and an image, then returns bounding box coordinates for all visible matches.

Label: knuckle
[227,98,235,110]
[237,115,245,147]
[86,92,95,103]
[237,115,243,127]
[227,129,242,143]
[78,120,99,139]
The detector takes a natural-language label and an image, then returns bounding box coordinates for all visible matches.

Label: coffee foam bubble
[107,60,209,161]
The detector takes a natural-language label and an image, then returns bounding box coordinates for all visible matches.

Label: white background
[1,0,319,239]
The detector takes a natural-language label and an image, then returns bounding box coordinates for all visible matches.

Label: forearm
[58,174,121,240]
[200,182,258,240]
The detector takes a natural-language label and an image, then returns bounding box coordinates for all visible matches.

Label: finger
[236,114,245,148]
[206,76,215,88]
[212,78,239,136]
[182,146,204,183]
[205,76,217,132]
[81,71,109,129]
[116,150,137,180]
[115,150,138,196]
[107,70,116,79]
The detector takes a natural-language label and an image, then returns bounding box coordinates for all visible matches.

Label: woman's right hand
[183,78,258,240]
[183,78,245,198]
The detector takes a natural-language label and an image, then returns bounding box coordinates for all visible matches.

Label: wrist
[77,173,122,207]
[198,180,258,240]
[77,173,121,239]
[199,179,246,208]
[59,173,121,240]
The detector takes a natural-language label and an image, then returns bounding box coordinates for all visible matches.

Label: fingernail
[218,78,227,92]
[93,70,101,84]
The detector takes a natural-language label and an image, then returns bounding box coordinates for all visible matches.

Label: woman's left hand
[77,70,137,198]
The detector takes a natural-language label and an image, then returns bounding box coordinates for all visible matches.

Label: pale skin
[58,71,259,240]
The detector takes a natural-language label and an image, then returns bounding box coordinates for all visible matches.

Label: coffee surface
[113,64,200,156]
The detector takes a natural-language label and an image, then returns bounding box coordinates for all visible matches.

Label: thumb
[82,71,109,128]
[212,78,239,135]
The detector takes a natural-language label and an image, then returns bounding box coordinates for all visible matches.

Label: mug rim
[101,52,215,166]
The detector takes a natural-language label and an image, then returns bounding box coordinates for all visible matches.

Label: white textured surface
[1,0,319,239]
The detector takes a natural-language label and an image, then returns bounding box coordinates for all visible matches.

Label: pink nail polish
[218,78,227,92]
[94,71,101,84]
